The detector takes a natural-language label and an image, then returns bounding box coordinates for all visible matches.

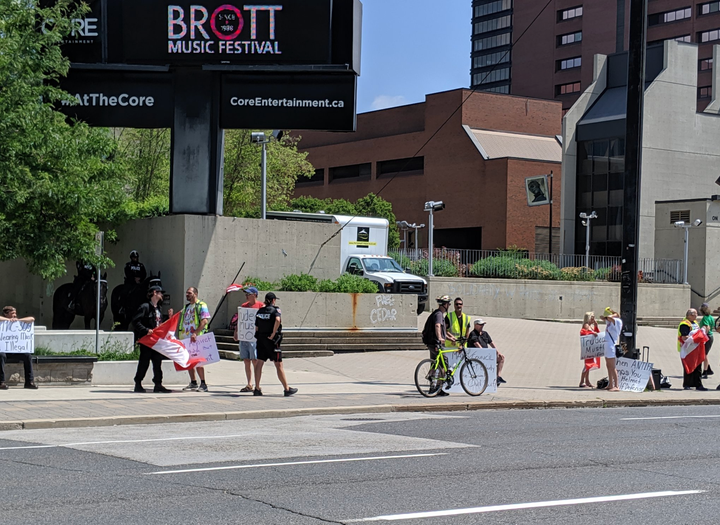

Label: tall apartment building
[471,0,720,110]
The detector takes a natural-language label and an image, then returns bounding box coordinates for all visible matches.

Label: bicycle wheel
[459,358,488,396]
[414,359,441,397]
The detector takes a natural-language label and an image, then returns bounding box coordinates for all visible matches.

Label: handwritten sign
[580,331,606,360]
[617,357,654,392]
[237,307,258,342]
[0,321,34,353]
[180,332,220,367]
[444,346,498,394]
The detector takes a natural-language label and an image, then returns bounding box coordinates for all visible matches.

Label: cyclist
[427,295,455,396]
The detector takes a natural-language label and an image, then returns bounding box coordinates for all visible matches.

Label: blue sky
[357,0,471,113]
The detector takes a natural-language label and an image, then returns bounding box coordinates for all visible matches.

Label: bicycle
[414,336,489,397]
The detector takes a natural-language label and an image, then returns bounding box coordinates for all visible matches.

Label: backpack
[422,309,440,346]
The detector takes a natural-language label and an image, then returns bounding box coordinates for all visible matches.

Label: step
[281,343,425,352]
[213,329,420,338]
[218,349,334,360]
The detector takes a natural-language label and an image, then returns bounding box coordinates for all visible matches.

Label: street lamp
[396,221,410,249]
[578,211,597,268]
[674,218,703,284]
[424,201,445,277]
[251,130,283,219]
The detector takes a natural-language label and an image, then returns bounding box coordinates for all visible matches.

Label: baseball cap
[244,286,259,296]
[265,292,278,302]
[474,318,486,326]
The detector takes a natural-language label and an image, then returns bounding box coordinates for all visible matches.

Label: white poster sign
[580,331,606,360]
[180,332,220,367]
[444,346,498,394]
[0,321,34,353]
[237,307,258,342]
[617,357,654,392]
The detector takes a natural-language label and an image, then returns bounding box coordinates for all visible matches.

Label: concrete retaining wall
[34,329,135,354]
[429,278,691,319]
[227,292,419,330]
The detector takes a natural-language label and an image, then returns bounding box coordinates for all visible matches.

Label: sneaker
[497,376,507,384]
[134,383,146,393]
[153,385,172,393]
[437,390,449,396]
[684,387,693,390]
[0,382,8,390]
[716,384,720,390]
[697,386,709,391]
[198,383,208,392]
[707,366,715,376]
[284,387,298,397]
[253,388,263,396]
[24,382,39,389]
[428,384,440,395]
[702,372,709,379]
[182,381,198,392]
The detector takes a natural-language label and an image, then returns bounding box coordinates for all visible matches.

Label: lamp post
[424,201,445,277]
[578,211,597,268]
[396,221,410,249]
[674,219,703,284]
[251,130,284,219]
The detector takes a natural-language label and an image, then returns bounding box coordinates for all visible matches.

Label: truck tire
[375,282,384,293]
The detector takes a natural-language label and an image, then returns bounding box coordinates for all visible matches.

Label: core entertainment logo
[168,4,283,55]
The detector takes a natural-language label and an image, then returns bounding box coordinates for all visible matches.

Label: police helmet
[130,250,139,258]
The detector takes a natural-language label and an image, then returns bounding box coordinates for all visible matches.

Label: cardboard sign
[0,321,34,354]
[237,308,258,342]
[580,331,606,360]
[617,357,654,392]
[180,332,220,367]
[444,346,498,394]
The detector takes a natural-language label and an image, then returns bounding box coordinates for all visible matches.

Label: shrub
[280,273,318,292]
[560,267,595,281]
[470,256,522,278]
[317,279,337,293]
[389,251,413,271]
[34,347,141,361]
[242,277,278,291]
[333,273,379,293]
[409,258,459,277]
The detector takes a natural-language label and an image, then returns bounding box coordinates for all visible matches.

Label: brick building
[471,0,720,110]
[294,89,563,253]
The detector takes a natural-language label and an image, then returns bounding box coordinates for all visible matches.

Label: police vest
[177,301,209,337]
[445,311,469,348]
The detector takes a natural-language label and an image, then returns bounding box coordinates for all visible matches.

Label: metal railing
[389,248,682,284]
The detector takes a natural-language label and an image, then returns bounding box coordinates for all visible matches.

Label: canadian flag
[680,329,709,375]
[225,283,244,294]
[138,312,205,369]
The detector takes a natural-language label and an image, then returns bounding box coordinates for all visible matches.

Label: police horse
[110,273,162,331]
[52,275,109,329]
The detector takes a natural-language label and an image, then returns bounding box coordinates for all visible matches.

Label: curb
[3,397,720,431]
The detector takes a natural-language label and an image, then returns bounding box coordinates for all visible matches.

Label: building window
[473,67,510,85]
[556,81,581,95]
[558,56,582,70]
[474,0,512,18]
[329,163,371,182]
[297,168,324,185]
[558,6,583,22]
[474,15,511,35]
[478,85,510,94]
[699,28,720,42]
[700,2,720,15]
[699,86,712,98]
[377,157,424,178]
[473,32,511,51]
[649,34,691,46]
[473,50,510,68]
[700,58,714,70]
[558,31,582,46]
[648,7,691,26]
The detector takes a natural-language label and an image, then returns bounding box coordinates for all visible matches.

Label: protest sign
[237,307,258,342]
[444,346,498,394]
[176,332,220,370]
[580,331,606,360]
[0,321,34,353]
[617,357,654,392]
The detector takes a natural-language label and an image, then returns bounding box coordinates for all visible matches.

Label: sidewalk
[2,317,718,430]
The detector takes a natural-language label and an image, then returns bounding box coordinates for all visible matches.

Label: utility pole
[620,0,648,359]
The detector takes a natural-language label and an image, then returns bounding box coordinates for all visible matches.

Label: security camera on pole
[578,211,597,268]
[674,218,703,284]
[251,130,284,219]
[424,201,445,277]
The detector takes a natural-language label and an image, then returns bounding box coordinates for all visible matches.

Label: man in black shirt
[427,295,453,396]
[468,318,506,384]
[254,292,297,397]
[132,286,172,393]
[124,251,147,286]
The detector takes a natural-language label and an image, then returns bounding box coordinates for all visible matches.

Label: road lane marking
[621,415,720,421]
[347,490,705,522]
[147,453,446,475]
[0,434,258,451]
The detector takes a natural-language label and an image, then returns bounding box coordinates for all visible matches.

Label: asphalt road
[1,406,719,524]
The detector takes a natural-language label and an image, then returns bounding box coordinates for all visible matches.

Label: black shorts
[256,336,282,362]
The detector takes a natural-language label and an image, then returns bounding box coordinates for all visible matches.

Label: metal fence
[389,248,682,284]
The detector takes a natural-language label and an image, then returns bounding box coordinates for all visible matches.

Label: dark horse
[52,275,108,329]
[111,273,162,331]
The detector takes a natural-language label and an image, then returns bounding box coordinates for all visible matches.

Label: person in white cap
[468,318,506,384]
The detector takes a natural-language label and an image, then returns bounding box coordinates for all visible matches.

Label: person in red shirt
[579,311,601,388]
[233,286,264,393]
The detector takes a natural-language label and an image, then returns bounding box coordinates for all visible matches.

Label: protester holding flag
[178,287,212,392]
[600,307,622,392]
[579,311,600,388]
[132,286,172,393]
[678,308,708,391]
[233,286,263,393]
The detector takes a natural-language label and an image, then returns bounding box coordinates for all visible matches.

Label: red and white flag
[225,283,244,294]
[138,312,206,369]
[680,329,709,375]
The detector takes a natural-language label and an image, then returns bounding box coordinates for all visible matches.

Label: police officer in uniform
[253,292,298,397]
[124,250,147,286]
[69,260,96,311]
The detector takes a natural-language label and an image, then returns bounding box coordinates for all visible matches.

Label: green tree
[113,128,171,203]
[0,0,128,279]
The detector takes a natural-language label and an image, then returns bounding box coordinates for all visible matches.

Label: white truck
[267,211,429,313]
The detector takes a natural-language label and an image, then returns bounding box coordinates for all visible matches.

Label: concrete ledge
[35,330,134,354]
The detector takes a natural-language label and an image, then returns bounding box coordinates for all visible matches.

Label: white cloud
[370,95,408,111]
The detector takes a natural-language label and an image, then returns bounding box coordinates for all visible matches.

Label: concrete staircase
[212,329,425,359]
[637,317,681,328]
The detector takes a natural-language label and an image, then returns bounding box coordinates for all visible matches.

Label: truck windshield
[362,258,403,273]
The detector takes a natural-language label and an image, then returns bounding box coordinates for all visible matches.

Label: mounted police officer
[69,260,96,311]
[124,250,147,286]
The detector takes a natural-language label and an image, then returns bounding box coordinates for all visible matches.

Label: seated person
[468,318,506,385]
[0,306,38,390]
